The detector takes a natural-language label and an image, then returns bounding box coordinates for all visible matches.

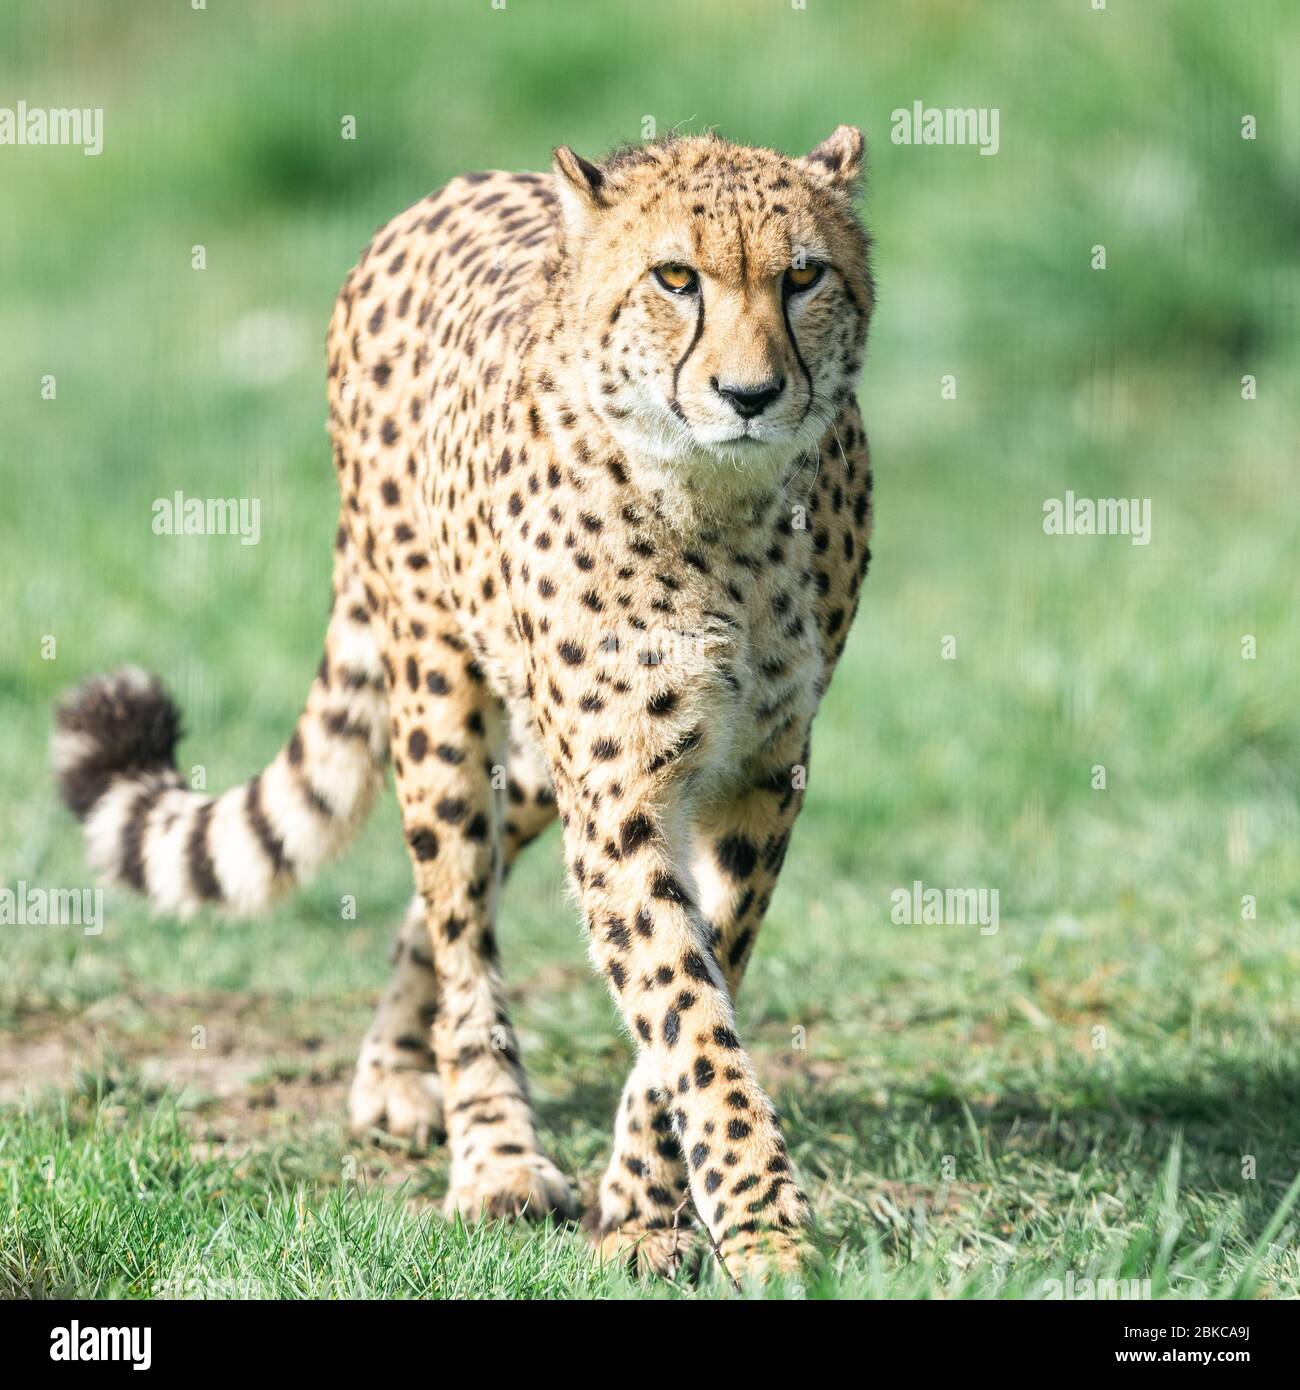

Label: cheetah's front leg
[591,753,811,1277]
[588,1052,694,1276]
[559,777,810,1282]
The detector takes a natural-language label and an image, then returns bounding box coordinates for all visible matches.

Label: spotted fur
[53,127,875,1280]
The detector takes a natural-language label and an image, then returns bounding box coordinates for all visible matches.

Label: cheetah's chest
[658,531,825,803]
[723,578,823,770]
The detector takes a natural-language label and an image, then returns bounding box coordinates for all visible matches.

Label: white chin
[697,423,808,468]
[701,436,788,465]
[596,399,811,481]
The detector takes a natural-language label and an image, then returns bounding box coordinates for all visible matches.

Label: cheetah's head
[550,128,873,493]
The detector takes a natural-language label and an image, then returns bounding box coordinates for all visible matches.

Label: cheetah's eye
[784,264,824,293]
[653,264,699,295]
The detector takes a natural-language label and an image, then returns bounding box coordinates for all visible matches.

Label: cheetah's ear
[798,125,866,192]
[551,146,606,239]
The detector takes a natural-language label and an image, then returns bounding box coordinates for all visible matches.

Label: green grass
[2,0,1299,1299]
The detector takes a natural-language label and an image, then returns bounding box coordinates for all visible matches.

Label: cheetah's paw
[712,1179,813,1285]
[348,1045,445,1148]
[715,1225,809,1286]
[445,1151,577,1223]
[589,1219,696,1278]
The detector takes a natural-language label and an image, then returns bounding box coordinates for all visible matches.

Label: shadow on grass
[538,1056,1300,1250]
[791,1059,1300,1243]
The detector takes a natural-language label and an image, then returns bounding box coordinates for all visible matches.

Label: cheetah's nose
[711,376,785,419]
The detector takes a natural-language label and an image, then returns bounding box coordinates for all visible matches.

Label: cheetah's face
[552,129,873,492]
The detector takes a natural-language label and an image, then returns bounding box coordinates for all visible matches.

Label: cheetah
[53,127,875,1281]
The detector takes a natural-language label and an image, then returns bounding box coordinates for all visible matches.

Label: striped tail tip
[52,668,183,820]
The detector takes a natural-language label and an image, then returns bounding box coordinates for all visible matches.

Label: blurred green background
[1,0,1297,1298]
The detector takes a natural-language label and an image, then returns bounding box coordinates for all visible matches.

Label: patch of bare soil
[1,993,352,1140]
[1,993,459,1195]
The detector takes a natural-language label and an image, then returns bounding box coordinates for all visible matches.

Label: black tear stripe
[670,293,706,420]
[186,798,223,901]
[245,774,292,878]
[120,784,166,892]
[781,294,815,423]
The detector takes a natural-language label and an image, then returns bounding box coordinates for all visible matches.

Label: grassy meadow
[1,0,1298,1298]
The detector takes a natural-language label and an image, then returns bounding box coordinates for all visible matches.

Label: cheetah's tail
[51,570,389,919]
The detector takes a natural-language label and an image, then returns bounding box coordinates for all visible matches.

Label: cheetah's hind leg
[349,894,445,1148]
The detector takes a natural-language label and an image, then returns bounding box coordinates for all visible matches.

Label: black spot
[716,834,758,880]
[682,950,712,983]
[606,917,630,949]
[651,872,689,904]
[647,689,678,717]
[619,813,653,855]
[408,827,438,861]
